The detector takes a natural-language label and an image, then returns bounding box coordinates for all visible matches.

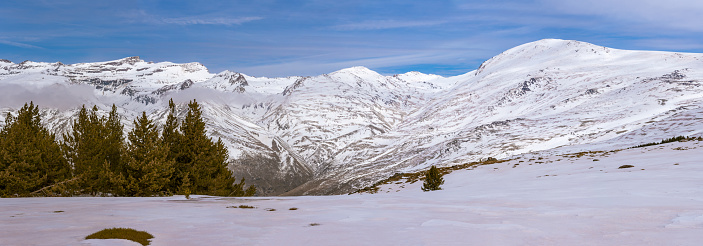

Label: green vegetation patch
[352,157,506,194]
[85,227,154,246]
[227,204,256,209]
[631,136,702,149]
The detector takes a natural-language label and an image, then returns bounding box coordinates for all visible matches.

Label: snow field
[2,141,702,245]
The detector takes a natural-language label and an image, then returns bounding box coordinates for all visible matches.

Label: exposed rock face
[2,39,703,195]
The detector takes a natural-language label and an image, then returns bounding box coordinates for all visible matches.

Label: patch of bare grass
[227,205,256,209]
[85,228,154,246]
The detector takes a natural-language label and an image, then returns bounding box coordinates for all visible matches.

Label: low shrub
[227,205,256,209]
[85,227,154,246]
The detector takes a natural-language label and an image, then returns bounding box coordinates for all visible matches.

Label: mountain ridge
[2,39,703,195]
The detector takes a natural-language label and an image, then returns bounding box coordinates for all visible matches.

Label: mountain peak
[93,56,144,67]
[332,66,378,75]
[506,39,607,54]
[475,39,614,76]
[120,56,141,64]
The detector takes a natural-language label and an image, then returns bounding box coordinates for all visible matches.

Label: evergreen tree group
[0,100,254,197]
[0,102,70,197]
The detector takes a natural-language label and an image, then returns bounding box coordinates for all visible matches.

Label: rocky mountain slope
[2,39,702,195]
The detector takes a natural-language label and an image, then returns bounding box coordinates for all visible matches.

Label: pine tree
[62,105,126,196]
[421,165,444,192]
[0,102,70,197]
[124,112,174,196]
[105,104,125,175]
[172,100,252,196]
[162,99,183,193]
[179,100,235,196]
[162,99,180,155]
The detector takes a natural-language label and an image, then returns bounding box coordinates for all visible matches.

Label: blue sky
[1,0,703,77]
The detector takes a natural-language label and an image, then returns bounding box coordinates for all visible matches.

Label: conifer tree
[421,165,444,192]
[162,99,183,193]
[162,99,180,155]
[0,102,70,197]
[171,100,252,196]
[124,112,174,196]
[62,105,126,196]
[105,104,125,174]
[179,100,236,196]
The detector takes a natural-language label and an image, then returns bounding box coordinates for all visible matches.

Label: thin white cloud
[633,38,703,51]
[540,0,703,32]
[123,10,262,26]
[233,48,494,77]
[0,39,43,49]
[333,20,448,30]
[162,16,263,26]
[224,29,525,77]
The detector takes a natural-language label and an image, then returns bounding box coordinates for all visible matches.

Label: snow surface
[2,141,701,245]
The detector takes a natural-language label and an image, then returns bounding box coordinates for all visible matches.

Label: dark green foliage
[85,227,154,246]
[0,102,70,197]
[632,135,702,148]
[4,99,254,197]
[165,99,254,196]
[421,165,445,192]
[105,104,125,175]
[123,112,174,196]
[244,184,257,196]
[162,99,180,164]
[62,105,127,196]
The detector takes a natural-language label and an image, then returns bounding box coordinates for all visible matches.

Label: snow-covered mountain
[2,39,703,195]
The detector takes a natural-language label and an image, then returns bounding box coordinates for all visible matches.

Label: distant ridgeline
[0,100,255,197]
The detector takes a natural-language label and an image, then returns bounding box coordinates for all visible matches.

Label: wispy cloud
[540,0,703,32]
[0,39,43,49]
[232,44,499,77]
[632,38,703,51]
[162,16,263,26]
[333,20,448,30]
[124,10,262,26]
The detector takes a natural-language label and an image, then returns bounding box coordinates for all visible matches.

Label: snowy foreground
[2,141,702,246]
